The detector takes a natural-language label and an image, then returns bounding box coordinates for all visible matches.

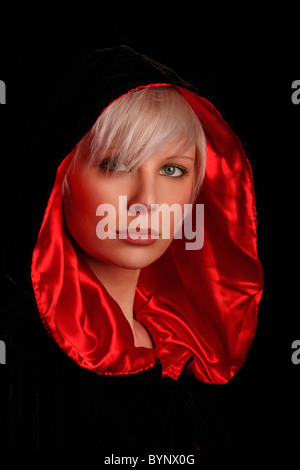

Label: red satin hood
[31,48,263,384]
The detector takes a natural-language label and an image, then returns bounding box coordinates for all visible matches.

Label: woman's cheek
[63,185,96,247]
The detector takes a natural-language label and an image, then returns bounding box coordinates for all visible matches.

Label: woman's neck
[84,254,154,349]
[84,254,140,327]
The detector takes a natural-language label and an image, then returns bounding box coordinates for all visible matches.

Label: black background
[1,15,299,450]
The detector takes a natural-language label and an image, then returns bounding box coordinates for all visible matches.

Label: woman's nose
[127,174,157,214]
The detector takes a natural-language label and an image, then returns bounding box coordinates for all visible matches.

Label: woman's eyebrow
[164,155,195,161]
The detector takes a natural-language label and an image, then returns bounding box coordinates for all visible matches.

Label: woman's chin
[87,238,173,271]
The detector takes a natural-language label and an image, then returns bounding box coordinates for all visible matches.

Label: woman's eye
[99,159,129,173]
[117,163,129,172]
[99,158,117,172]
[160,165,186,177]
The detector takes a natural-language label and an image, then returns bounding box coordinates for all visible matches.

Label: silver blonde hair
[67,86,206,199]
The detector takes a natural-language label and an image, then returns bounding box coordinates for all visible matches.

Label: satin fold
[31,85,263,384]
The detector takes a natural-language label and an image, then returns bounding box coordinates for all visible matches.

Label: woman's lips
[116,228,160,245]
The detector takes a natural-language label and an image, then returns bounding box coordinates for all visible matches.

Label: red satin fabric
[31,85,264,384]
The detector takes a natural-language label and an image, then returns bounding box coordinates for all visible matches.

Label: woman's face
[63,141,196,270]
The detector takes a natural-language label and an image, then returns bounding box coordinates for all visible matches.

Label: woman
[0,45,263,450]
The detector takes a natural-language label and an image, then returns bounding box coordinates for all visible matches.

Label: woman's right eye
[99,158,118,172]
[99,159,129,173]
